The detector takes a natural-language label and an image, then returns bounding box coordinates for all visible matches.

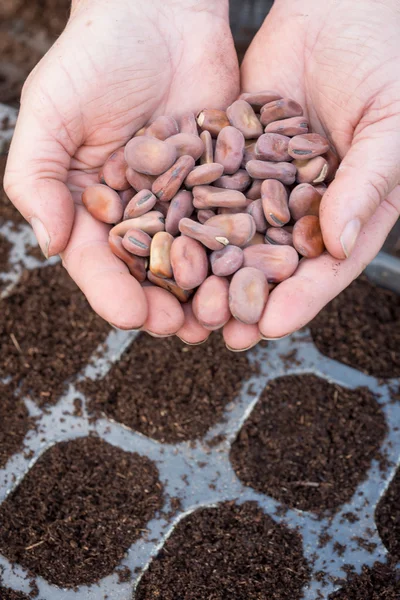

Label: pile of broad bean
[82,91,338,329]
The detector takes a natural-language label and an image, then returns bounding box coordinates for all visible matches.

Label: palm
[234,0,400,345]
[6,0,239,331]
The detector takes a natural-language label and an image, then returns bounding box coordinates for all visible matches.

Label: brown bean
[246,160,297,185]
[152,155,195,201]
[260,98,303,126]
[210,245,244,277]
[99,147,130,191]
[126,168,156,192]
[265,116,309,137]
[243,244,299,282]
[292,215,325,258]
[145,116,179,140]
[166,133,204,161]
[226,100,263,139]
[122,229,151,256]
[170,236,208,290]
[265,227,293,246]
[239,90,282,109]
[205,213,256,247]
[294,156,328,184]
[119,188,135,208]
[213,169,251,191]
[153,201,169,217]
[193,185,248,209]
[108,234,147,281]
[179,112,198,136]
[197,209,216,224]
[196,109,230,137]
[289,183,322,220]
[325,147,339,182]
[243,232,265,247]
[110,211,165,237]
[192,275,230,330]
[165,190,194,236]
[214,126,245,174]
[123,189,157,219]
[261,180,290,227]
[246,199,268,233]
[124,137,177,176]
[184,163,224,188]
[241,141,257,167]
[288,133,330,159]
[255,133,291,162]
[82,184,123,224]
[229,267,269,325]
[246,179,263,200]
[179,218,229,250]
[200,130,214,164]
[147,271,193,303]
[149,231,174,278]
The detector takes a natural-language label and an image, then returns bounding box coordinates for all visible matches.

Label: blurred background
[0,0,398,253]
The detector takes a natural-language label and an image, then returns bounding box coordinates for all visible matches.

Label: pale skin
[4,0,400,348]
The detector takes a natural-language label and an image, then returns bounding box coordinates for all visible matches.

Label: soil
[230,374,387,513]
[328,562,400,600]
[375,467,400,561]
[0,0,70,105]
[81,333,259,443]
[0,588,30,600]
[0,263,110,406]
[310,276,400,378]
[136,501,311,600]
[0,436,164,588]
[0,233,12,279]
[0,381,33,468]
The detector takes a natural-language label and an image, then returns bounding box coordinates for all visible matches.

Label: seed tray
[0,216,399,599]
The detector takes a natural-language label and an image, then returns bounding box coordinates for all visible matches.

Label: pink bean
[243,244,299,282]
[165,190,194,236]
[229,267,269,325]
[99,147,130,191]
[122,229,152,256]
[82,184,124,224]
[166,133,204,161]
[170,236,209,290]
[214,126,245,174]
[192,275,231,330]
[125,137,177,176]
[123,190,157,219]
[210,245,244,277]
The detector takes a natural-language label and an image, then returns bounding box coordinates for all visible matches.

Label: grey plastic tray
[0,219,399,599]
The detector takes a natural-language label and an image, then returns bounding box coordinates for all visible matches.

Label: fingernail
[30,217,50,259]
[340,218,361,258]
[260,333,290,341]
[225,340,260,352]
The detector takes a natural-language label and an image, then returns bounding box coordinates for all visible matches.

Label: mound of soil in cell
[136,501,311,600]
[0,0,70,104]
[0,436,164,588]
[81,333,259,443]
[0,588,31,600]
[0,381,33,468]
[230,374,387,513]
[375,467,400,561]
[0,263,110,406]
[328,562,400,600]
[310,276,400,378]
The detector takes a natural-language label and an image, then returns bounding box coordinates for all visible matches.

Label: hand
[230,0,400,349]
[4,0,239,333]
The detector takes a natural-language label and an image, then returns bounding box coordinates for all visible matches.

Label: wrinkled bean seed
[123,189,157,219]
[265,226,293,246]
[152,155,195,201]
[167,133,204,161]
[150,231,174,278]
[226,100,263,139]
[197,209,216,223]
[255,133,291,162]
[261,179,290,227]
[145,115,179,140]
[125,137,177,176]
[243,244,299,282]
[210,245,244,277]
[229,267,269,325]
[184,163,224,188]
[214,126,245,174]
[196,109,230,137]
[192,275,230,330]
[179,218,229,250]
[265,116,309,137]
[193,185,248,209]
[126,168,156,192]
[246,160,297,185]
[110,211,165,237]
[82,184,124,224]
[99,147,130,191]
[239,90,282,109]
[289,183,322,220]
[213,169,251,191]
[109,234,147,281]
[200,130,214,164]
[294,156,328,184]
[246,199,268,233]
[165,190,194,236]
[205,213,256,247]
[260,98,303,126]
[147,271,193,303]
[170,236,208,290]
[122,228,152,256]
[292,215,325,258]
[288,133,330,159]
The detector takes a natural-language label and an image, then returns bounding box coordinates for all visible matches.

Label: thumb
[4,98,75,258]
[320,116,400,259]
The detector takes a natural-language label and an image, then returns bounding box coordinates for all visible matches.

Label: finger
[4,102,76,258]
[176,300,210,345]
[141,286,185,337]
[61,205,148,329]
[223,319,261,352]
[258,187,400,339]
[320,118,400,259]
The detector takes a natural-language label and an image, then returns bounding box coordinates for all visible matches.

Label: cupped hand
[229,0,400,349]
[4,0,239,333]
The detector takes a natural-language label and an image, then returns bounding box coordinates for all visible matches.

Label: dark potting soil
[375,467,400,561]
[310,276,400,378]
[0,263,110,406]
[81,333,259,443]
[230,374,387,513]
[0,588,31,600]
[0,0,70,104]
[328,562,400,600]
[0,381,33,468]
[0,436,164,588]
[0,234,12,277]
[136,501,311,600]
